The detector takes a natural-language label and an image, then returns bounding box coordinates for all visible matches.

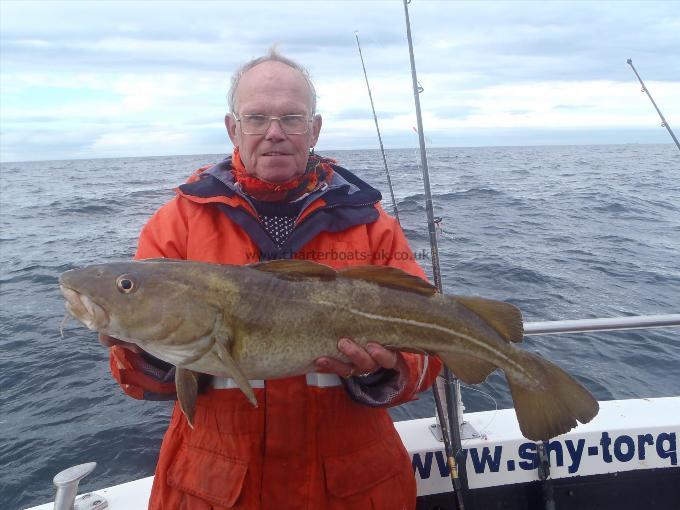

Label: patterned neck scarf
[231,147,335,202]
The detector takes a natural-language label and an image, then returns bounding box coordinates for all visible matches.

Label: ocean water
[1,144,679,509]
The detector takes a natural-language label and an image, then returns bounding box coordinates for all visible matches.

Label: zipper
[294,199,380,225]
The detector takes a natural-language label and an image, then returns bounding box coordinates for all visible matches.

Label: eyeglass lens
[240,115,309,135]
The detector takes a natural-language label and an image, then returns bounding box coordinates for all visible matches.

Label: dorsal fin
[249,259,337,280]
[250,260,435,296]
[454,296,524,343]
[338,266,436,297]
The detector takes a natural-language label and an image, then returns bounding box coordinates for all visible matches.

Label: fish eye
[116,274,137,294]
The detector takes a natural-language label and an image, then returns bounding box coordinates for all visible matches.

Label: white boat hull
[26,397,680,510]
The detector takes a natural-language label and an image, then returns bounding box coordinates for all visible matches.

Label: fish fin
[249,259,336,280]
[339,266,437,297]
[453,297,524,343]
[436,351,498,384]
[507,351,599,440]
[175,367,199,429]
[250,260,436,296]
[214,339,258,408]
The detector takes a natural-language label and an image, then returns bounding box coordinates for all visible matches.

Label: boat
[25,387,680,509]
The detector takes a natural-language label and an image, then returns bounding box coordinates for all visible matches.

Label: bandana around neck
[231,147,335,202]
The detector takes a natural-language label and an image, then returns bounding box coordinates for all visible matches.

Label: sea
[1,144,679,509]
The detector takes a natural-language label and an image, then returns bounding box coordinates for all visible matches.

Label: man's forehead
[235,61,313,108]
[242,60,303,78]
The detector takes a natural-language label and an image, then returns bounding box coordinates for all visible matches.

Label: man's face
[226,61,322,184]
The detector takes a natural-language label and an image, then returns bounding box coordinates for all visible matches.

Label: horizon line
[1,140,673,165]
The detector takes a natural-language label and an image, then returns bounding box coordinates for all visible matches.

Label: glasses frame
[232,113,313,135]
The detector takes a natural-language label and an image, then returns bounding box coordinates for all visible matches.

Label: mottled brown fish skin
[59,259,599,440]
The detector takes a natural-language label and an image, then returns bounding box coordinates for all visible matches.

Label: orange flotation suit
[109,158,442,509]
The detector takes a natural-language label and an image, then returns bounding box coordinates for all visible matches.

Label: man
[102,49,442,509]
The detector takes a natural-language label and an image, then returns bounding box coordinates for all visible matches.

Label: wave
[59,204,118,215]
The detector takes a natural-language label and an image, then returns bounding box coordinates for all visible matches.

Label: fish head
[59,261,220,350]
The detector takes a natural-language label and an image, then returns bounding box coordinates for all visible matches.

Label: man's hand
[314,337,403,378]
[99,333,143,353]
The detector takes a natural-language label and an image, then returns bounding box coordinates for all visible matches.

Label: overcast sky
[1,0,679,162]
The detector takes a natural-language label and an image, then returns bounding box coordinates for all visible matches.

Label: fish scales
[59,258,599,440]
[231,277,489,377]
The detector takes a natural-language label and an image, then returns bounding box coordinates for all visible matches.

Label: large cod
[59,259,599,440]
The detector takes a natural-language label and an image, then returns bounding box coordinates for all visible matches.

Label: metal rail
[627,59,680,152]
[525,314,680,336]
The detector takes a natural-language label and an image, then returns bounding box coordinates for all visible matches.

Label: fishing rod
[402,1,467,509]
[354,31,401,225]
[627,59,680,153]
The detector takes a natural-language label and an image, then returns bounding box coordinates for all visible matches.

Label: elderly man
[102,49,441,509]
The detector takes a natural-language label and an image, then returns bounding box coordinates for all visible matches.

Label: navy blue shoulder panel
[325,164,382,206]
[178,159,233,199]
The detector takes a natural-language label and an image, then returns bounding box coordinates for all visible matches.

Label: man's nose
[264,118,287,141]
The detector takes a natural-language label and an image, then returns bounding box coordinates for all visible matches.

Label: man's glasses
[233,113,312,135]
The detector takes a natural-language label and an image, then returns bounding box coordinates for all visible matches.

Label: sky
[1,0,679,162]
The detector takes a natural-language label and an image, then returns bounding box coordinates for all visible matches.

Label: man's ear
[310,114,322,147]
[225,114,239,145]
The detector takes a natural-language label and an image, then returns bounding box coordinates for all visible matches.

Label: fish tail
[506,351,599,440]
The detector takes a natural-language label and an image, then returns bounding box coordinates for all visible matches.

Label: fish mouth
[60,285,110,331]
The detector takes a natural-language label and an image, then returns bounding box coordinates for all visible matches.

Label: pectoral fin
[214,339,258,408]
[175,367,199,428]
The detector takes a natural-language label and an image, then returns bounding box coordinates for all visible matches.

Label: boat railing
[524,314,680,336]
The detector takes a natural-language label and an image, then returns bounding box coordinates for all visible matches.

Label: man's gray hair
[228,47,317,114]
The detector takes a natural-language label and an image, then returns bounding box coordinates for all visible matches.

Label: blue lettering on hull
[412,431,678,479]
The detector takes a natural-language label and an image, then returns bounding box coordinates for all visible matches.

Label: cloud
[1,0,678,161]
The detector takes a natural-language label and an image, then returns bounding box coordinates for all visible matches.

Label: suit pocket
[167,443,247,508]
[324,439,405,508]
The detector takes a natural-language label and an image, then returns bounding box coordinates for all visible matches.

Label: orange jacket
[110,159,442,509]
